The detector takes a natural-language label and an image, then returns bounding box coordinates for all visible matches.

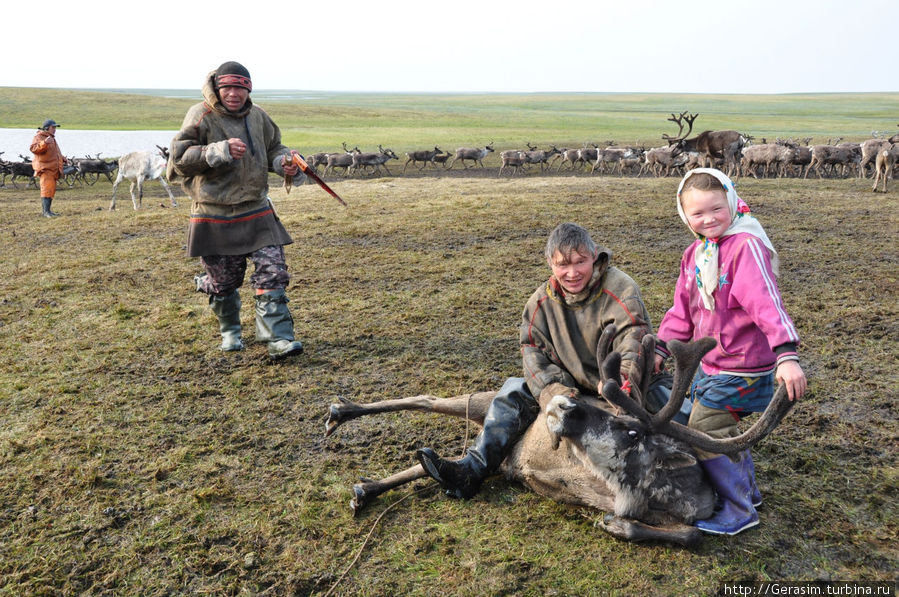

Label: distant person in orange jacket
[30,119,65,217]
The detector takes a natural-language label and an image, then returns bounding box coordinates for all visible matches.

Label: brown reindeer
[325,326,796,546]
[872,144,899,192]
[447,142,495,169]
[663,111,747,177]
[403,146,444,172]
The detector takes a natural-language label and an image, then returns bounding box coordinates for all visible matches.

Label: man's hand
[228,138,247,160]
[776,360,807,401]
[282,150,300,176]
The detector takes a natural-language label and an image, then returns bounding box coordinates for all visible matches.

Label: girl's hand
[776,360,807,401]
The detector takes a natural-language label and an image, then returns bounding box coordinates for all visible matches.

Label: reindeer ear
[659,450,697,470]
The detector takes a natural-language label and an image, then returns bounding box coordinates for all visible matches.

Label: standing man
[167,61,306,359]
[30,119,65,217]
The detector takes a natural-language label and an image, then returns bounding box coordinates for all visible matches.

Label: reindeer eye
[628,430,639,440]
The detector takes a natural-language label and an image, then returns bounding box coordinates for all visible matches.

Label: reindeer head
[544,325,796,521]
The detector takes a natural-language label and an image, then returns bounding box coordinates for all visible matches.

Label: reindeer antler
[662,111,698,144]
[596,326,653,424]
[596,326,797,455]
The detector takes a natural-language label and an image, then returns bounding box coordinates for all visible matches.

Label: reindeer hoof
[350,483,370,516]
[325,397,356,437]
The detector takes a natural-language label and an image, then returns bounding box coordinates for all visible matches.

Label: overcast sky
[4,0,895,94]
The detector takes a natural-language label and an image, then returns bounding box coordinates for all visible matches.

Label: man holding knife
[167,61,306,359]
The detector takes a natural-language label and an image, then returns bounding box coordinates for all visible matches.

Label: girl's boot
[695,454,759,535]
[741,449,763,507]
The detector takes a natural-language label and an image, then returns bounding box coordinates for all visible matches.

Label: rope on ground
[321,392,475,597]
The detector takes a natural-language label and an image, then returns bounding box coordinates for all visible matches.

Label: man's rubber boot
[42,197,59,217]
[416,378,537,499]
[694,454,759,535]
[209,290,244,352]
[254,289,303,359]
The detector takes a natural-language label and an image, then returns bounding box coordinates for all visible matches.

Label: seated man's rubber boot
[209,290,244,351]
[254,289,303,359]
[416,378,536,499]
[694,454,759,535]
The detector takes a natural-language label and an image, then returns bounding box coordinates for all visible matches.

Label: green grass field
[0,89,896,595]
[3,87,898,154]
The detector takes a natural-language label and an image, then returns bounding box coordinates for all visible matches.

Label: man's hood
[202,71,253,117]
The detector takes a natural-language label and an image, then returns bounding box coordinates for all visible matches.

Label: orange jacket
[30,130,64,177]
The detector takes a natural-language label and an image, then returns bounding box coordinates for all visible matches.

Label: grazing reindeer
[872,144,899,192]
[326,326,796,546]
[403,146,444,172]
[447,142,495,169]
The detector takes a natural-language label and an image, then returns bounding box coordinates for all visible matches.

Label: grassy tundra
[0,89,897,595]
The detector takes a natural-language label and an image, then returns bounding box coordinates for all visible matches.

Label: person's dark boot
[254,289,303,359]
[209,290,244,351]
[416,378,536,499]
[694,454,759,535]
[41,197,60,217]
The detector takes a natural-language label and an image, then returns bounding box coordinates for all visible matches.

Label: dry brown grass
[0,172,896,595]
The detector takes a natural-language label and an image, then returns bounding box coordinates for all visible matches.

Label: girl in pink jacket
[654,168,806,536]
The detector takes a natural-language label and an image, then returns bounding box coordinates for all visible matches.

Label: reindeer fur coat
[168,72,295,257]
[521,248,652,403]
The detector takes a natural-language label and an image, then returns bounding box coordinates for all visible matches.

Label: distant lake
[0,128,177,160]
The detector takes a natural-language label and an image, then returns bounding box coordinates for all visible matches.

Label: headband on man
[214,61,253,92]
[215,74,252,91]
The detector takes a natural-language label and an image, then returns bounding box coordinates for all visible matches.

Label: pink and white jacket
[656,232,800,376]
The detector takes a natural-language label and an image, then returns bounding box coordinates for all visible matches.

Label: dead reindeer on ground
[325,326,796,546]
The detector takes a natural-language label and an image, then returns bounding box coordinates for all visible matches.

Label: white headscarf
[676,168,779,311]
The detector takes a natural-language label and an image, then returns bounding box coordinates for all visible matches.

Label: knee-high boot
[209,290,244,351]
[741,449,762,507]
[42,197,60,217]
[254,289,303,359]
[416,378,537,499]
[694,454,759,535]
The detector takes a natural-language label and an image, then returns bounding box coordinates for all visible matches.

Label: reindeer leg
[598,514,702,547]
[351,464,430,516]
[160,178,177,207]
[325,392,496,437]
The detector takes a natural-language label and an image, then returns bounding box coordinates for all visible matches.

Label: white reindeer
[110,146,177,210]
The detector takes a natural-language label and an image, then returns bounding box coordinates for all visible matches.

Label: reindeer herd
[3,114,898,198]
[304,113,899,192]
